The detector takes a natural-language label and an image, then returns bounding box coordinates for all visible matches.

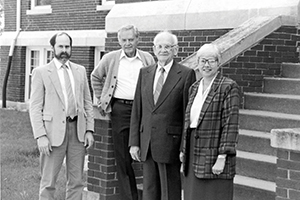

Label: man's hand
[130,146,141,162]
[37,136,52,156]
[84,131,94,149]
[98,107,106,117]
[179,151,184,162]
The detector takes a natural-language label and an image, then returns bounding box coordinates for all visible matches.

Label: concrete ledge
[271,128,300,151]
[105,0,299,32]
[0,30,106,47]
[83,187,99,200]
[0,100,29,111]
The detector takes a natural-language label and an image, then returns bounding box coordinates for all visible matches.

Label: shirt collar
[158,60,173,74]
[54,57,70,69]
[119,49,141,60]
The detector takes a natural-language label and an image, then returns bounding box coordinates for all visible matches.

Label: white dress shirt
[190,73,218,128]
[114,50,144,100]
[53,58,77,114]
[153,60,173,93]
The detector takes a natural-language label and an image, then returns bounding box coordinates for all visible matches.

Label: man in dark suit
[129,31,196,200]
[29,32,94,200]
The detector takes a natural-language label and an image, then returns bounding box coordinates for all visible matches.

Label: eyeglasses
[199,58,217,65]
[154,44,177,51]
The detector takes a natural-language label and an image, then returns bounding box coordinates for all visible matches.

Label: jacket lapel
[48,61,65,107]
[145,64,157,108]
[197,73,223,127]
[154,62,181,109]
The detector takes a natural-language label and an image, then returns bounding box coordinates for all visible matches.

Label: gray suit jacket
[29,60,94,146]
[129,61,196,164]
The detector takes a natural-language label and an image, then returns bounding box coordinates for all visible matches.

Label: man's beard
[54,52,71,60]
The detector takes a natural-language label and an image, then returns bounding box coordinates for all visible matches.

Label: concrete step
[234,175,275,200]
[237,129,276,156]
[244,92,300,115]
[236,150,276,182]
[282,62,300,78]
[83,187,99,200]
[240,109,300,132]
[264,77,300,95]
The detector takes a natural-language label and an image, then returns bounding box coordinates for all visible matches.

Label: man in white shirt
[91,25,155,200]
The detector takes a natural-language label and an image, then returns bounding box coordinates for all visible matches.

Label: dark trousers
[142,149,181,200]
[111,100,138,200]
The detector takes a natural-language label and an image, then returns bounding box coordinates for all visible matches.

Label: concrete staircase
[234,62,300,200]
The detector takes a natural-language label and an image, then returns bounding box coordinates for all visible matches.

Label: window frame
[26,0,52,15]
[25,47,53,101]
[96,0,115,11]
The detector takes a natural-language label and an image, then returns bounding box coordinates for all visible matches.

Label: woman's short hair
[196,43,221,62]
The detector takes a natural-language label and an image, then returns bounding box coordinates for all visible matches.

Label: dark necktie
[153,67,165,104]
[62,65,76,118]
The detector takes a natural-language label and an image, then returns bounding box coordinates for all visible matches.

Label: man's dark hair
[49,32,73,47]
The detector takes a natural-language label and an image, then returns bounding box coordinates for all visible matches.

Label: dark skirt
[183,129,233,200]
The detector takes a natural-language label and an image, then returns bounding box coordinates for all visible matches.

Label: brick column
[271,128,300,200]
[86,106,119,200]
[86,106,143,200]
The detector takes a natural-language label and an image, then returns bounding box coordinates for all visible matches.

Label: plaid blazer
[181,73,240,179]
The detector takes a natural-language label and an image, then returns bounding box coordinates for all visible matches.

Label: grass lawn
[0,108,68,200]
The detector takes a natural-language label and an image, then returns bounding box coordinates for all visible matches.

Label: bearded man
[29,32,94,200]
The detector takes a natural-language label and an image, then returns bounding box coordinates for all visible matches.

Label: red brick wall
[104,27,300,95]
[87,117,143,200]
[276,149,300,200]
[105,29,231,63]
[223,26,300,94]
[71,47,95,94]
[4,0,108,32]
[0,46,26,102]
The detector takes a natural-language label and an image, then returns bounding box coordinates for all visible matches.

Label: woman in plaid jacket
[180,44,240,200]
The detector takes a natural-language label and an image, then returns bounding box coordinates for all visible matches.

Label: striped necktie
[153,67,165,104]
[62,65,77,119]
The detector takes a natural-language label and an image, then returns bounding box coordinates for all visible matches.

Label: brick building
[1,0,300,200]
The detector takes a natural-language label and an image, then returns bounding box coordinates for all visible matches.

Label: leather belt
[66,116,78,122]
[113,98,133,105]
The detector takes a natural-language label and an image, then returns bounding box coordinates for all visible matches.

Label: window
[26,0,52,15]
[36,0,51,6]
[96,0,115,11]
[25,47,53,101]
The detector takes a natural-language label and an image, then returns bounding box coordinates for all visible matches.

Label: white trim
[96,0,115,11]
[26,7,52,15]
[27,0,52,15]
[0,30,107,47]
[105,0,299,32]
